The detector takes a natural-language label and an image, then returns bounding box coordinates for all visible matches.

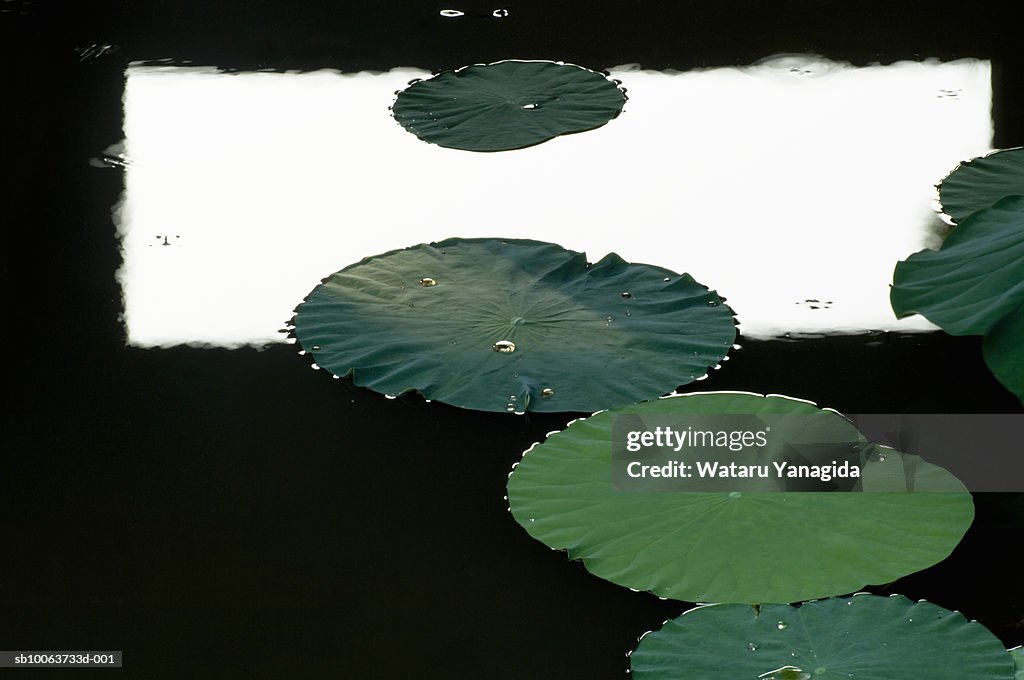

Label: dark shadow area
[4,2,1021,678]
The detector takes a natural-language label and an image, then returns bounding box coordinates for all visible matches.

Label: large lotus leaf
[983,304,1024,404]
[856,443,970,492]
[891,196,1024,335]
[939,147,1024,223]
[629,595,1014,680]
[391,60,625,151]
[293,238,736,413]
[506,392,973,604]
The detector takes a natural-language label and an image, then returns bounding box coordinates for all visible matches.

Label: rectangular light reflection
[118,56,992,346]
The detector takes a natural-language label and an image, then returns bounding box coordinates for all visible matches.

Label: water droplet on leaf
[493,340,516,353]
[419,277,438,287]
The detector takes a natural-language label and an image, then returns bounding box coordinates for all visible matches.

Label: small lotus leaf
[391,60,625,151]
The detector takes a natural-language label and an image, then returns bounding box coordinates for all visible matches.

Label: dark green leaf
[630,595,1014,680]
[891,196,1024,335]
[391,60,625,151]
[294,238,736,413]
[939,147,1024,223]
[983,304,1024,404]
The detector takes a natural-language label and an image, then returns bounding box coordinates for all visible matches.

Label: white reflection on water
[117,56,992,346]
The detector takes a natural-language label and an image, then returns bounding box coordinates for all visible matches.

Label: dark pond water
[6,2,1023,678]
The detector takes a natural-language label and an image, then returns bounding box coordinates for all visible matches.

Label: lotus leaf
[892,196,1024,403]
[293,238,736,413]
[983,305,1024,404]
[391,60,625,151]
[506,392,973,603]
[629,595,1014,680]
[939,147,1024,223]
